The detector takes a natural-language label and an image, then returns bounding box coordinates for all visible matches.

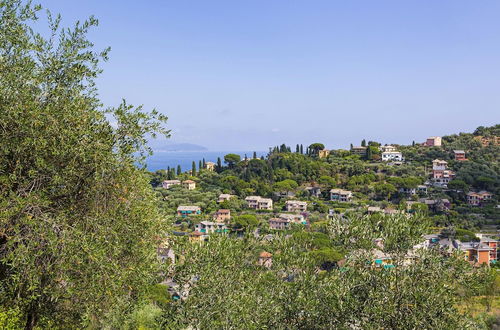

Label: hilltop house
[467,191,493,206]
[424,136,442,147]
[213,209,231,222]
[381,151,404,162]
[177,206,201,217]
[350,146,367,157]
[194,221,228,234]
[318,149,330,159]
[285,200,307,212]
[182,180,196,190]
[204,161,216,171]
[162,180,181,189]
[217,193,234,203]
[380,145,397,152]
[454,150,467,161]
[330,189,353,202]
[245,196,273,210]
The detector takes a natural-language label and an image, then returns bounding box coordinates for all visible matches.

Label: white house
[381,151,404,162]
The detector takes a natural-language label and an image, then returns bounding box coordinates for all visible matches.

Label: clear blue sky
[43,0,500,151]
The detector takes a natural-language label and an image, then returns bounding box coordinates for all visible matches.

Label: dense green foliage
[0,1,168,328]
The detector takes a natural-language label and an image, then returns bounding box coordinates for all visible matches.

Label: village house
[245,196,273,210]
[350,146,367,157]
[269,218,290,230]
[279,213,306,224]
[480,237,499,261]
[399,185,427,195]
[318,149,330,159]
[204,161,216,171]
[162,179,181,189]
[420,198,451,212]
[269,214,306,230]
[460,242,495,265]
[285,200,308,212]
[467,191,493,206]
[431,159,454,187]
[258,251,273,268]
[177,205,201,217]
[189,230,208,242]
[194,221,228,234]
[453,150,467,161]
[217,193,234,203]
[381,151,404,162]
[380,145,397,152]
[182,180,196,190]
[213,209,231,222]
[418,234,499,266]
[424,136,442,147]
[330,189,353,202]
[304,185,321,198]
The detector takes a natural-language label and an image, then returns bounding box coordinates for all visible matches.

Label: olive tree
[0,1,168,328]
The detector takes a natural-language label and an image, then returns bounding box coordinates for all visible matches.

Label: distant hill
[158,143,208,152]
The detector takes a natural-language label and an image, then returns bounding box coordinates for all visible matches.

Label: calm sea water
[145,151,267,172]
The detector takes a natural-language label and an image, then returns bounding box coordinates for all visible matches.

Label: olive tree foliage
[0,1,169,328]
[162,214,485,329]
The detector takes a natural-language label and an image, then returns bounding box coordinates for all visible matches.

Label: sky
[42,0,500,151]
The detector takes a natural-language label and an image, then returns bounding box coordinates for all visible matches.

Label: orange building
[460,242,495,265]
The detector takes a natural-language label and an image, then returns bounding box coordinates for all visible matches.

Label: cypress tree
[296,144,300,153]
[192,161,196,176]
[199,160,202,171]
[300,144,304,154]
[253,151,257,159]
[217,157,222,172]
[177,165,182,175]
[361,139,366,147]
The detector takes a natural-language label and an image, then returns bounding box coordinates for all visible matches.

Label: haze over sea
[146,151,267,172]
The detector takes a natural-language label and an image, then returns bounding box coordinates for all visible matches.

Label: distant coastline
[146,150,266,172]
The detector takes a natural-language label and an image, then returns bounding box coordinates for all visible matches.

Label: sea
[145,151,267,172]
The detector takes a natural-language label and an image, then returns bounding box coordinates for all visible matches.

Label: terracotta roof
[190,231,203,236]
